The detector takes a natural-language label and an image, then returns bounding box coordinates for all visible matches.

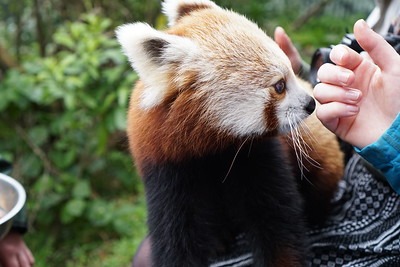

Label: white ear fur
[116,22,199,109]
[162,0,218,27]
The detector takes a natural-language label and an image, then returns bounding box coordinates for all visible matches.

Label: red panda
[116,0,344,266]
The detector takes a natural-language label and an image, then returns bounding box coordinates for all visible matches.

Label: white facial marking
[276,75,313,133]
[204,86,270,137]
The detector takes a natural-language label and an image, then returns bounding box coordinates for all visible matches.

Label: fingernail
[346,104,359,114]
[345,89,361,101]
[332,45,347,64]
[339,71,351,84]
[358,19,369,29]
[355,19,372,34]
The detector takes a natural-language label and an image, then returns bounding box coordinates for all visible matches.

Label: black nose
[305,97,316,115]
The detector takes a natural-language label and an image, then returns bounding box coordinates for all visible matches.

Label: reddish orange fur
[127,7,287,172]
[176,3,212,22]
[122,1,345,265]
[128,81,241,174]
[126,2,343,193]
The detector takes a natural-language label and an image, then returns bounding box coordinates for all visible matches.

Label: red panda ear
[162,0,218,27]
[116,22,199,109]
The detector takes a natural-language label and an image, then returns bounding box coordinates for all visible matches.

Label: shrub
[0,13,146,265]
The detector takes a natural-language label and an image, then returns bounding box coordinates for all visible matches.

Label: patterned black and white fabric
[308,154,400,266]
[209,154,400,266]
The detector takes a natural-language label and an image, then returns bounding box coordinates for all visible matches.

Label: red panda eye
[273,80,286,94]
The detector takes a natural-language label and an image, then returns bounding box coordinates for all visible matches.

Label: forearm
[356,113,400,194]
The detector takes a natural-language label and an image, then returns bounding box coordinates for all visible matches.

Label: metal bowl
[0,173,26,240]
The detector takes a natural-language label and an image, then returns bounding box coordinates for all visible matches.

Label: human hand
[0,232,34,267]
[314,19,400,149]
[274,26,303,74]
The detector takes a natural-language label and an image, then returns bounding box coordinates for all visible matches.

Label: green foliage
[0,13,146,266]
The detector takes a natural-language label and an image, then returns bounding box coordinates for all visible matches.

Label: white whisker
[299,124,325,167]
[299,120,320,146]
[286,112,321,186]
[288,114,305,179]
[295,124,321,169]
[247,137,254,157]
[222,136,250,183]
[297,121,322,169]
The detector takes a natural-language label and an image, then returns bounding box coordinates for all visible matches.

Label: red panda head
[116,0,315,166]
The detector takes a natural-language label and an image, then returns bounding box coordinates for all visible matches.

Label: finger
[25,247,35,265]
[360,51,373,62]
[19,242,35,266]
[274,26,293,53]
[274,26,301,71]
[354,19,399,71]
[317,62,355,86]
[314,83,362,104]
[316,102,359,131]
[18,251,31,267]
[329,44,363,70]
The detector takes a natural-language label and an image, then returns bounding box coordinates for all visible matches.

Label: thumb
[274,26,302,73]
[274,26,291,51]
[354,19,399,71]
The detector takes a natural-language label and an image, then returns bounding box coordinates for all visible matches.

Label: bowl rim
[0,173,26,225]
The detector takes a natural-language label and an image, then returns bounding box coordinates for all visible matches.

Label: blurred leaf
[19,154,42,179]
[72,180,91,199]
[41,192,65,210]
[61,199,86,224]
[54,31,75,49]
[87,199,114,226]
[49,148,77,169]
[32,174,54,193]
[113,107,127,131]
[28,126,49,147]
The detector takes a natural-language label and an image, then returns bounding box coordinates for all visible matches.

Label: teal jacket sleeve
[356,113,400,194]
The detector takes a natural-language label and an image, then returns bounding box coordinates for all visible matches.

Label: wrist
[355,113,400,193]
[355,113,399,149]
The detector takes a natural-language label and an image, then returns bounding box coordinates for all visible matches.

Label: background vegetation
[0,0,374,266]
